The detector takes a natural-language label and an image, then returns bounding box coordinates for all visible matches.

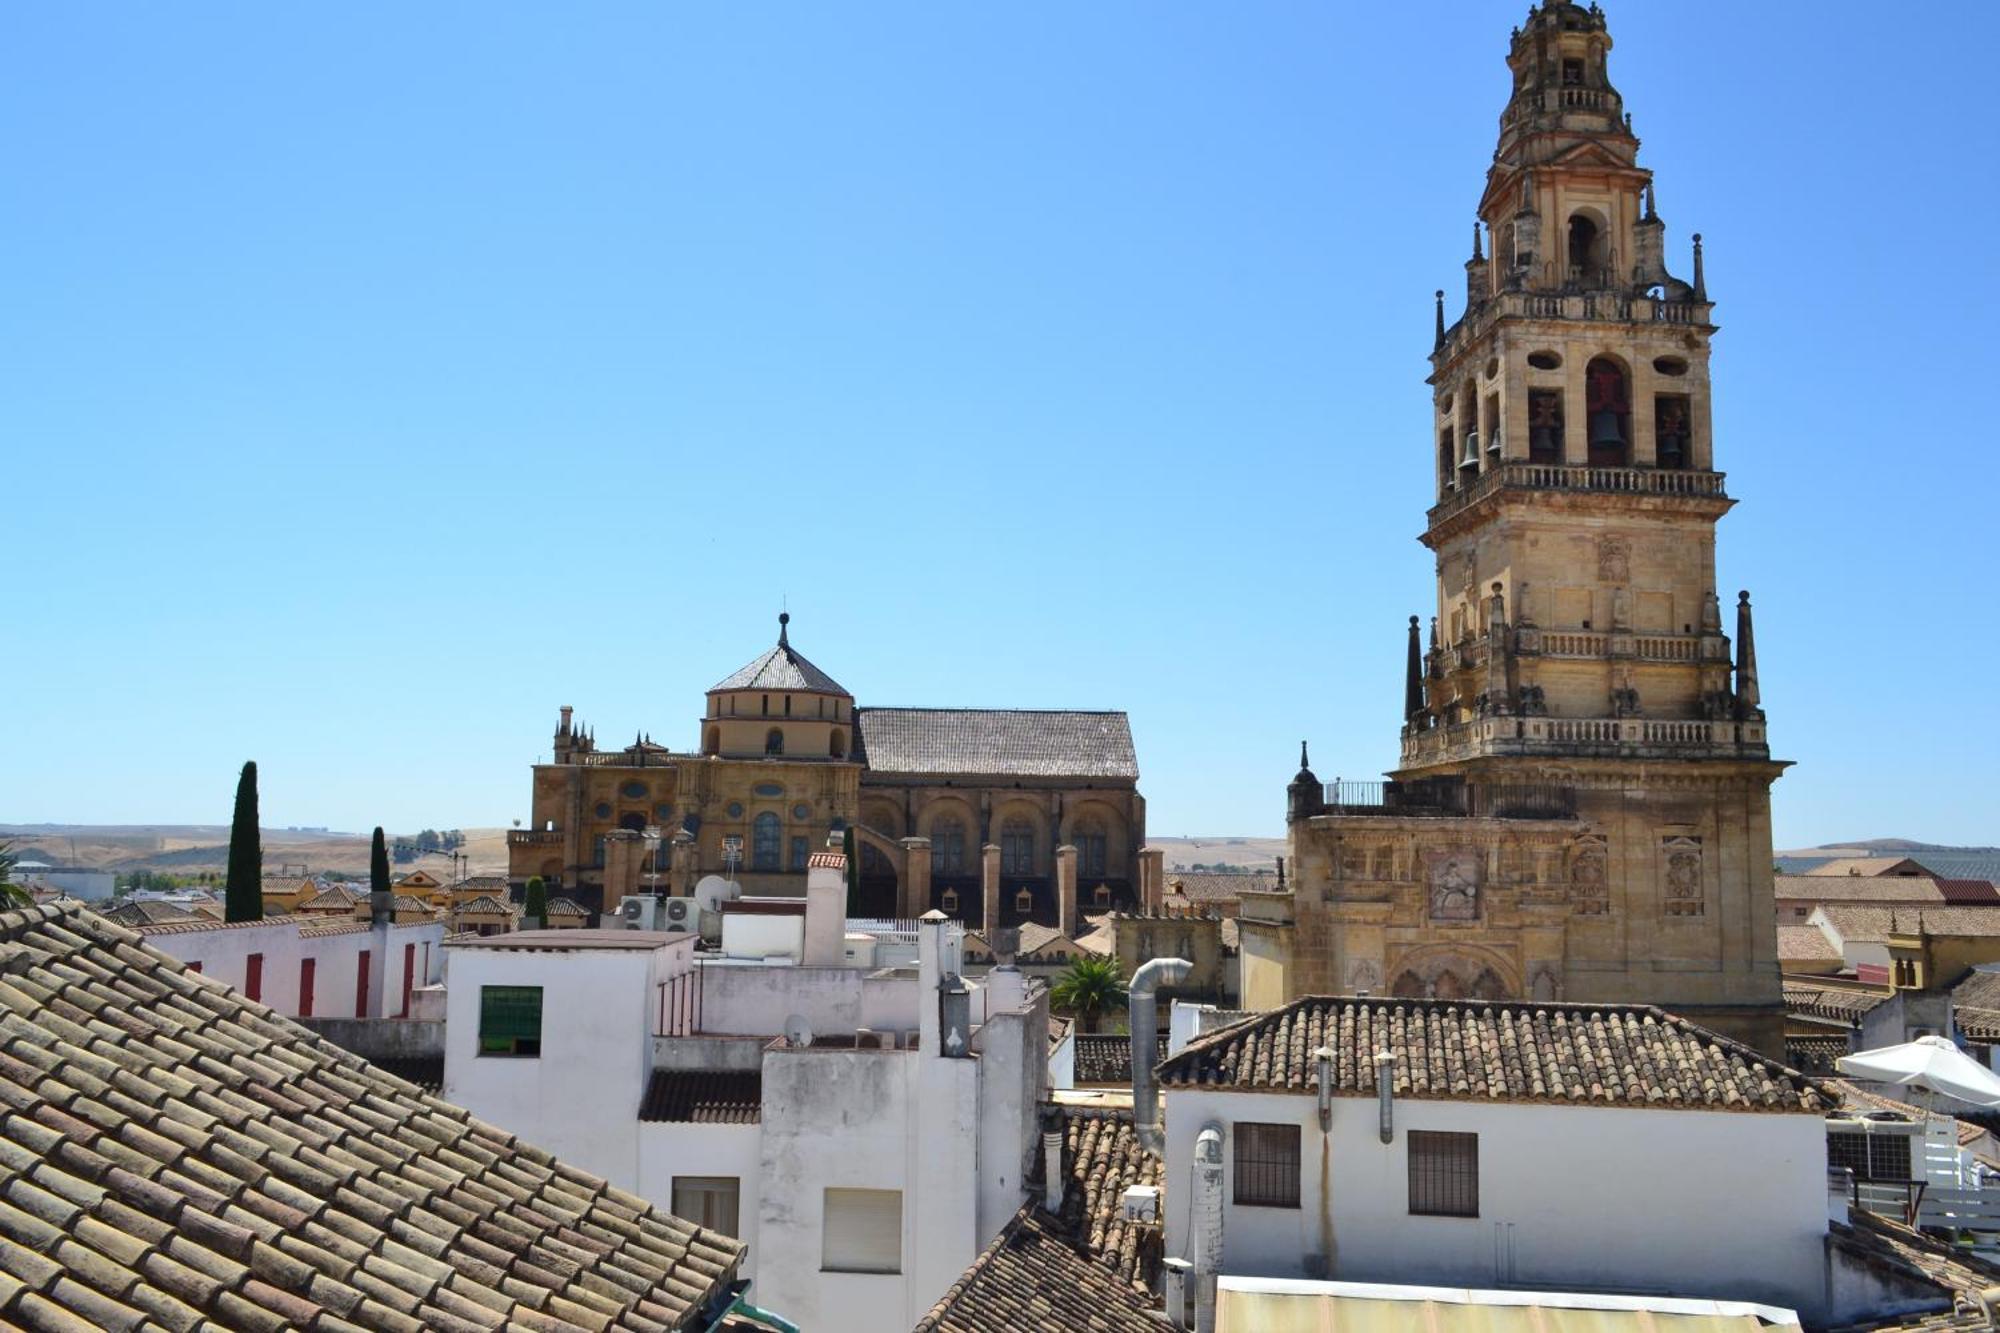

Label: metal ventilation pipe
[1193,1123,1225,1333]
[1130,956,1193,1157]
[1042,1128,1065,1213]
[1375,1050,1397,1144]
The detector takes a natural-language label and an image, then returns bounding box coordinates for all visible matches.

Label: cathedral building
[1239,1,1786,1053]
[507,614,1156,930]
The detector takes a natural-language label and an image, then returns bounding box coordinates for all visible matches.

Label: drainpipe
[1376,1050,1397,1144]
[1131,956,1194,1157]
[1315,1047,1335,1132]
[1193,1123,1225,1333]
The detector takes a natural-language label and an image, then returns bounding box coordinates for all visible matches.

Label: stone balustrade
[1400,713,1769,765]
[1429,460,1727,526]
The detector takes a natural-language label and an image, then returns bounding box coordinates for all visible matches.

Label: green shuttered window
[479,985,543,1056]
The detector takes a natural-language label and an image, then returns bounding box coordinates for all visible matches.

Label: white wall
[637,1121,764,1278]
[143,920,443,1020]
[698,962,863,1037]
[443,944,665,1188]
[721,913,805,960]
[1162,1090,1828,1320]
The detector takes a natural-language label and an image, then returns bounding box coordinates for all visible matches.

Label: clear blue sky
[4,3,1992,849]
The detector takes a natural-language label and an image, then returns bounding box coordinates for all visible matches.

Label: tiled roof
[456,895,514,916]
[97,899,203,927]
[1777,924,1841,961]
[1937,879,2000,904]
[806,851,846,870]
[1775,874,1943,904]
[913,1108,1161,1333]
[637,1071,762,1125]
[1953,969,2000,1011]
[546,898,589,919]
[1786,1035,1849,1075]
[1821,905,2000,942]
[852,708,1138,779]
[1157,995,1827,1112]
[707,622,848,696]
[0,904,744,1331]
[1784,980,1890,1025]
[390,894,432,913]
[1826,1209,2000,1329]
[1162,871,1272,906]
[1806,857,1932,879]
[1072,1034,1132,1084]
[299,919,372,939]
[366,1056,445,1095]
[299,885,361,911]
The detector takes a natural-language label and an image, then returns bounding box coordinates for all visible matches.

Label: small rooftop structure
[450,928,693,951]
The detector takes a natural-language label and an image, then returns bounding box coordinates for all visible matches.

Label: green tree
[224,761,263,922]
[0,841,30,908]
[523,875,548,928]
[370,827,391,898]
[1050,956,1129,1034]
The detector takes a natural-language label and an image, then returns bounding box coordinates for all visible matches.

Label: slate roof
[0,903,744,1331]
[1777,924,1841,962]
[707,621,848,696]
[913,1108,1160,1333]
[1157,995,1827,1112]
[852,708,1137,780]
[637,1071,762,1125]
[1784,981,1890,1026]
[1071,1034,1132,1085]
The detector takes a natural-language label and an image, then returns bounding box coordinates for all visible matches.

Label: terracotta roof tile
[1071,1034,1132,1084]
[1158,994,1826,1112]
[1785,980,1891,1026]
[636,1071,761,1125]
[0,904,742,1332]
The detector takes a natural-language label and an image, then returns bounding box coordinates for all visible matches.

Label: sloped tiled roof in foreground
[853,708,1137,779]
[1157,995,1826,1112]
[0,904,744,1332]
[914,1108,1160,1333]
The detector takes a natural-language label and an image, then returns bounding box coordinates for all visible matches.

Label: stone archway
[1385,942,1523,1001]
[851,823,905,919]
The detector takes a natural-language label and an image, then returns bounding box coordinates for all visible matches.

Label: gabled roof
[1072,1034,1132,1084]
[456,895,514,916]
[546,897,590,919]
[1818,904,2000,943]
[298,884,361,911]
[1774,874,1943,904]
[852,708,1138,779]
[1163,871,1273,906]
[1157,995,1826,1112]
[1784,980,1890,1025]
[95,898,202,927]
[0,904,744,1330]
[913,1108,1160,1332]
[1807,857,1933,879]
[707,616,848,696]
[1777,924,1841,962]
[638,1070,762,1125]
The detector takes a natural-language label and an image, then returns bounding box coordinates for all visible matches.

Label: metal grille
[479,985,543,1056]
[1409,1130,1479,1217]
[1233,1122,1300,1209]
[1828,1131,1912,1183]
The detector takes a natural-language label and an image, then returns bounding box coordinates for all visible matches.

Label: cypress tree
[524,875,548,929]
[369,827,390,898]
[224,762,262,922]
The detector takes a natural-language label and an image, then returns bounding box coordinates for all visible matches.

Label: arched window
[1071,820,1108,879]
[751,812,781,871]
[1566,213,1599,284]
[829,728,847,759]
[1584,357,1630,466]
[618,812,647,832]
[932,817,966,876]
[765,728,784,756]
[703,727,720,756]
[1001,820,1035,876]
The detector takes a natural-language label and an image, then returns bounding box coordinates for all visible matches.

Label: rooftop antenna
[783,1014,815,1049]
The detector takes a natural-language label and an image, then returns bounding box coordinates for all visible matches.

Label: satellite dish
[783,1014,815,1049]
[694,875,740,915]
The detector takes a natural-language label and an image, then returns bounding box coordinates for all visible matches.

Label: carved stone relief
[1346,959,1383,995]
[1598,535,1631,583]
[1426,848,1482,921]
[1662,835,1705,917]
[1570,834,1609,915]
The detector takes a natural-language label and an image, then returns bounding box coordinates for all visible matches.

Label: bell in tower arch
[1585,357,1630,465]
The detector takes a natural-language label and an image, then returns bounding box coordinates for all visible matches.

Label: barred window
[1001,820,1035,876]
[1233,1122,1300,1208]
[1828,1131,1912,1182]
[478,986,543,1057]
[1409,1130,1478,1217]
[752,812,781,871]
[932,818,967,875]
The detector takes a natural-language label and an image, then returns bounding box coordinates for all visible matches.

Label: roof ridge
[858,705,1128,716]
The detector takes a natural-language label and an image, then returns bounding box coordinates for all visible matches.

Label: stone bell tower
[1242,1,1786,1055]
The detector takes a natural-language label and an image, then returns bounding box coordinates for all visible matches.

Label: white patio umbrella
[1836,1035,2000,1109]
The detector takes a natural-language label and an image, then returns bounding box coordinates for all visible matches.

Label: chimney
[1042,1128,1065,1213]
[1193,1124,1226,1333]
[1131,956,1194,1156]
[1056,844,1078,938]
[803,852,846,966]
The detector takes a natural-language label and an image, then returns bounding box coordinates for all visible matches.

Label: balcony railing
[1400,714,1769,765]
[1318,778,1576,821]
[1438,289,1709,362]
[508,829,563,847]
[1430,460,1727,526]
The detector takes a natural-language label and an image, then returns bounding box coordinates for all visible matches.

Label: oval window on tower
[1527,350,1562,371]
[1653,355,1689,376]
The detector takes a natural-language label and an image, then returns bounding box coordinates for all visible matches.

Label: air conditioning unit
[620,898,645,922]
[1121,1184,1161,1224]
[663,899,695,929]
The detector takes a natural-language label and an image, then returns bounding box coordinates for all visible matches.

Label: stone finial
[1434,290,1447,349]
[778,610,791,648]
[1404,616,1425,722]
[1298,740,1311,772]
[1471,222,1484,261]
[1692,233,1707,301]
[1644,182,1657,220]
[1734,590,1761,716]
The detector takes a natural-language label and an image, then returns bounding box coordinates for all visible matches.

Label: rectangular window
[1409,1130,1480,1217]
[672,1176,742,1238]
[244,953,264,1002]
[400,942,415,1018]
[298,958,316,1017]
[790,836,809,872]
[822,1188,901,1273]
[479,985,543,1057]
[1232,1122,1300,1209]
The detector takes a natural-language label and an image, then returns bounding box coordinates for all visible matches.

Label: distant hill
[0,824,511,879]
[1148,835,1285,872]
[1775,839,2000,881]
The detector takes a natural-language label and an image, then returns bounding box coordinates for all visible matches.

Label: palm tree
[0,841,30,908]
[1050,956,1128,1034]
